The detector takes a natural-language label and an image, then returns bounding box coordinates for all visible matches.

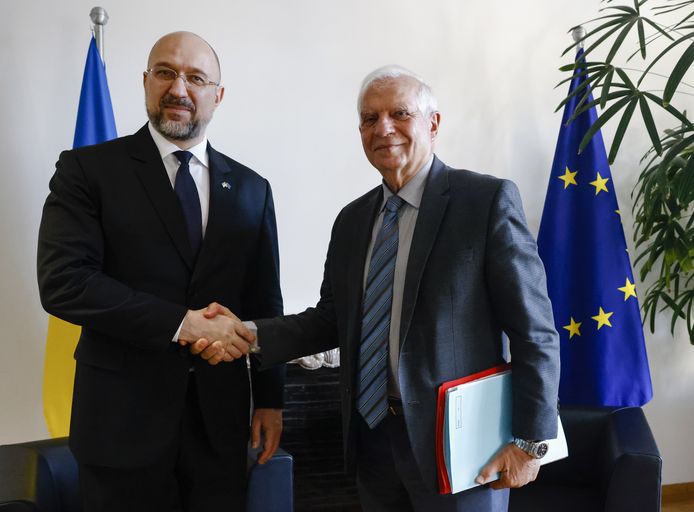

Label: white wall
[1,0,692,485]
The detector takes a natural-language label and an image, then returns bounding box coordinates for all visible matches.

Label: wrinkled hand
[475,443,540,489]
[179,306,255,365]
[251,408,283,464]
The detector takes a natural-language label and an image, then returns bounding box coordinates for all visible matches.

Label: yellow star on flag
[558,167,578,189]
[592,307,613,330]
[589,172,609,195]
[563,317,582,339]
[618,278,637,301]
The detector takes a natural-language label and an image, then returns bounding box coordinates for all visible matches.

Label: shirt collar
[381,154,434,210]
[147,122,209,167]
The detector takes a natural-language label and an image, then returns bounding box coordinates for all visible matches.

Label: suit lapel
[344,186,383,366]
[192,144,238,280]
[129,125,195,269]
[399,156,450,346]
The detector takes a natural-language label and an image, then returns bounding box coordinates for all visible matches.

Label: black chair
[510,406,662,512]
[0,437,293,511]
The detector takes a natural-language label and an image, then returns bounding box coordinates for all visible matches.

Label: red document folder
[435,363,512,494]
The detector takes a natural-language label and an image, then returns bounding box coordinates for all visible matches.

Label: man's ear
[214,85,225,107]
[430,111,441,140]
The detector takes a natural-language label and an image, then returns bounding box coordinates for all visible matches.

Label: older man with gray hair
[202,65,560,511]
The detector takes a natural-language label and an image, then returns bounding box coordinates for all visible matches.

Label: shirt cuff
[244,321,258,340]
[172,319,184,342]
[243,321,259,352]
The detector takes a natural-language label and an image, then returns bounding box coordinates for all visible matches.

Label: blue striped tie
[357,194,406,428]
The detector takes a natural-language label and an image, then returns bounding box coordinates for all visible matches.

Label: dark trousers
[356,414,509,512]
[78,374,247,512]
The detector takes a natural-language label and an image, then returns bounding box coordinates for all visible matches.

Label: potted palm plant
[559,0,694,342]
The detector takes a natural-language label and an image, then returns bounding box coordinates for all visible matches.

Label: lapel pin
[221,181,231,189]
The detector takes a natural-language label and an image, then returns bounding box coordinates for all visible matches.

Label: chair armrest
[602,407,662,512]
[247,447,294,512]
[510,407,661,512]
[0,438,80,512]
[0,445,48,511]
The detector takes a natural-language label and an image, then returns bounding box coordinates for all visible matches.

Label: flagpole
[572,25,586,50]
[89,6,109,62]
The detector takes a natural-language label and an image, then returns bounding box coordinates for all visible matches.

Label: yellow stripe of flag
[43,316,80,437]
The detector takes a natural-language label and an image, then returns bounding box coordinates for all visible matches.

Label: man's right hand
[202,301,235,320]
[178,307,256,364]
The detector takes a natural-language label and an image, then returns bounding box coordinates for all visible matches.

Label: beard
[147,94,209,141]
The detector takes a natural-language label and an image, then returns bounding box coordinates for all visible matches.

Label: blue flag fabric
[537,50,652,407]
[73,36,117,148]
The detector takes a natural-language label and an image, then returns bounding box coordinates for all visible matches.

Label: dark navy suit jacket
[257,156,560,491]
[38,125,285,467]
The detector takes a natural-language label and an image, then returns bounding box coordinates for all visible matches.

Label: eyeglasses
[145,66,220,89]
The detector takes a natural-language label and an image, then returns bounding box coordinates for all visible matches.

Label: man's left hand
[251,408,283,464]
[188,338,236,364]
[475,443,540,489]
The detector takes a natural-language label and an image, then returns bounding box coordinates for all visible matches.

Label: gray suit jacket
[257,156,559,490]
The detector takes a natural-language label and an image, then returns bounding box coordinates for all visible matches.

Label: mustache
[160,95,195,112]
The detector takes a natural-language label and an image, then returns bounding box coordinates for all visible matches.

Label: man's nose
[374,115,395,136]
[167,76,189,97]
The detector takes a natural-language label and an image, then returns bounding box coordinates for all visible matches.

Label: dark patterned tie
[173,150,202,256]
[357,194,406,428]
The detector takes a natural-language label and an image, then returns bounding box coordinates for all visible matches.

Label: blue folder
[437,366,568,494]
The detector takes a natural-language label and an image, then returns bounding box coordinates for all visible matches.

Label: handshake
[178,302,255,365]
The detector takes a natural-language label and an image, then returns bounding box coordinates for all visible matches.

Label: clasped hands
[179,303,281,464]
[178,302,252,365]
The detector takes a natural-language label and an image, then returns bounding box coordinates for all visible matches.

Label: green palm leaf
[664,41,694,105]
[639,95,663,154]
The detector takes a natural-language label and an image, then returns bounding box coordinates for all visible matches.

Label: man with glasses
[37,31,284,511]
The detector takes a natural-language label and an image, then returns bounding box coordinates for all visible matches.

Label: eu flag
[43,35,117,437]
[537,50,652,407]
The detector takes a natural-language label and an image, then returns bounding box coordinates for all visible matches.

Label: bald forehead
[147,31,221,80]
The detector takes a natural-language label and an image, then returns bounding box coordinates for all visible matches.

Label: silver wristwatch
[513,438,548,459]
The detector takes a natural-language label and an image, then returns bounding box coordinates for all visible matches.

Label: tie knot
[385,195,405,213]
[173,150,193,166]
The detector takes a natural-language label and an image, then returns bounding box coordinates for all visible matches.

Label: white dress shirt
[147,123,210,342]
[148,123,210,235]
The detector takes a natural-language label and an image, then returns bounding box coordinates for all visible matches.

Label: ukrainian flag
[43,35,117,436]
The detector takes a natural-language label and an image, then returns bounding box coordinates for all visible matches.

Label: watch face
[536,442,549,458]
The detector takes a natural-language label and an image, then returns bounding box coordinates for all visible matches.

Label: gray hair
[357,65,438,116]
